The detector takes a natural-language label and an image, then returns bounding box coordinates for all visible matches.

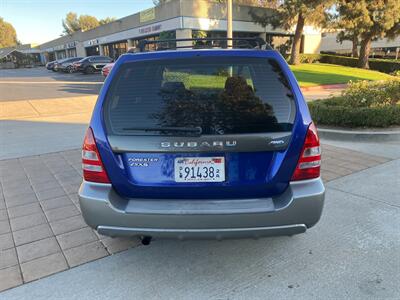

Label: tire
[67,66,74,74]
[85,66,95,74]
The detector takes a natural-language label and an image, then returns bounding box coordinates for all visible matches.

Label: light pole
[227,0,233,47]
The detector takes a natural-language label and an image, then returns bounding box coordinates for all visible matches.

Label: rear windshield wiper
[122,126,202,136]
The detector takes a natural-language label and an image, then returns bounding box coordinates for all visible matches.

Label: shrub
[285,54,321,64]
[308,79,400,128]
[319,54,400,74]
[391,70,400,77]
[342,80,400,107]
[309,102,400,127]
[369,59,400,74]
[299,54,321,64]
[319,54,358,67]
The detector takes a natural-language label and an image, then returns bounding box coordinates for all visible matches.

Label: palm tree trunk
[289,13,305,65]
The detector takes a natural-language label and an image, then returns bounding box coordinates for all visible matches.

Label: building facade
[0,44,41,69]
[320,32,400,59]
[37,0,322,62]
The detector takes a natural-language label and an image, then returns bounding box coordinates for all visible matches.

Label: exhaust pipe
[140,236,152,245]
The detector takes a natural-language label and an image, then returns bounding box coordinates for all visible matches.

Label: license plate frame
[174,157,225,183]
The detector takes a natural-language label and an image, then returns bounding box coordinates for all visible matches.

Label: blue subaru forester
[79,38,325,243]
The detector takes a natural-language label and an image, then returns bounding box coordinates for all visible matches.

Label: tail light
[291,122,321,181]
[82,128,110,183]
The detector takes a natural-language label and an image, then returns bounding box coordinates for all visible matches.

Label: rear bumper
[78,178,325,240]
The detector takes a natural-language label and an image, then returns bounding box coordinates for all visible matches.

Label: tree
[99,17,116,26]
[155,0,277,7]
[152,0,170,5]
[215,0,278,7]
[62,12,80,35]
[336,31,359,57]
[337,0,400,69]
[78,15,99,32]
[62,12,115,35]
[0,17,18,48]
[250,0,333,65]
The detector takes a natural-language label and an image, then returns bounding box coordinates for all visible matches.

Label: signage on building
[54,44,66,51]
[66,41,76,49]
[139,24,162,35]
[82,17,180,47]
[88,39,99,46]
[140,8,155,23]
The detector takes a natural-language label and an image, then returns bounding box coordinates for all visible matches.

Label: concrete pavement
[1,158,398,299]
[1,143,388,293]
[0,68,103,101]
[0,96,96,160]
[322,139,400,160]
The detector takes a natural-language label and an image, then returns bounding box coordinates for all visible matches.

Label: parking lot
[0,68,103,101]
[1,67,399,299]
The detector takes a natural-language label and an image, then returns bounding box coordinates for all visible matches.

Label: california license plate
[174,157,225,182]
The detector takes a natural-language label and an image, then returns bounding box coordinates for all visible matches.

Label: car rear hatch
[99,54,304,199]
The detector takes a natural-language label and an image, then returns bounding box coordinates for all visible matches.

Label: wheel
[85,66,95,74]
[67,66,74,73]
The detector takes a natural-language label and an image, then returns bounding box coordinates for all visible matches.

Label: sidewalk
[0,96,96,160]
[0,144,391,292]
[0,96,97,120]
[301,84,345,101]
[1,154,398,299]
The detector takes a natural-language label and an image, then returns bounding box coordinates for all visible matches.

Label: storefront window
[103,41,128,60]
[86,46,100,56]
[48,53,55,61]
[67,48,77,58]
[55,50,66,59]
[131,35,160,51]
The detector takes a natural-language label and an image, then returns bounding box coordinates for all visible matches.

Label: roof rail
[132,37,272,52]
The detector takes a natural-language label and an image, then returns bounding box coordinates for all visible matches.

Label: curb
[301,83,347,92]
[318,128,400,142]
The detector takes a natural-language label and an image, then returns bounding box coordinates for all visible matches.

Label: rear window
[104,56,296,136]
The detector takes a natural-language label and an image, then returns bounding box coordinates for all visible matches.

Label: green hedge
[369,59,400,74]
[285,54,322,64]
[292,54,400,74]
[309,100,400,128]
[319,55,358,67]
[299,54,322,64]
[319,54,400,74]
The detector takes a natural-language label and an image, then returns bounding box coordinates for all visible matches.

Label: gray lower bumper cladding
[78,178,325,240]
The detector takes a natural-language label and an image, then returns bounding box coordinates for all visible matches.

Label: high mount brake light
[291,122,321,181]
[82,128,110,183]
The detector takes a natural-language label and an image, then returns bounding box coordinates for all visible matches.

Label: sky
[1,0,155,45]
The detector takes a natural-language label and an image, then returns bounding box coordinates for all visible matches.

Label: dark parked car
[45,60,57,70]
[52,58,67,72]
[73,56,113,74]
[78,38,325,244]
[57,57,84,73]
